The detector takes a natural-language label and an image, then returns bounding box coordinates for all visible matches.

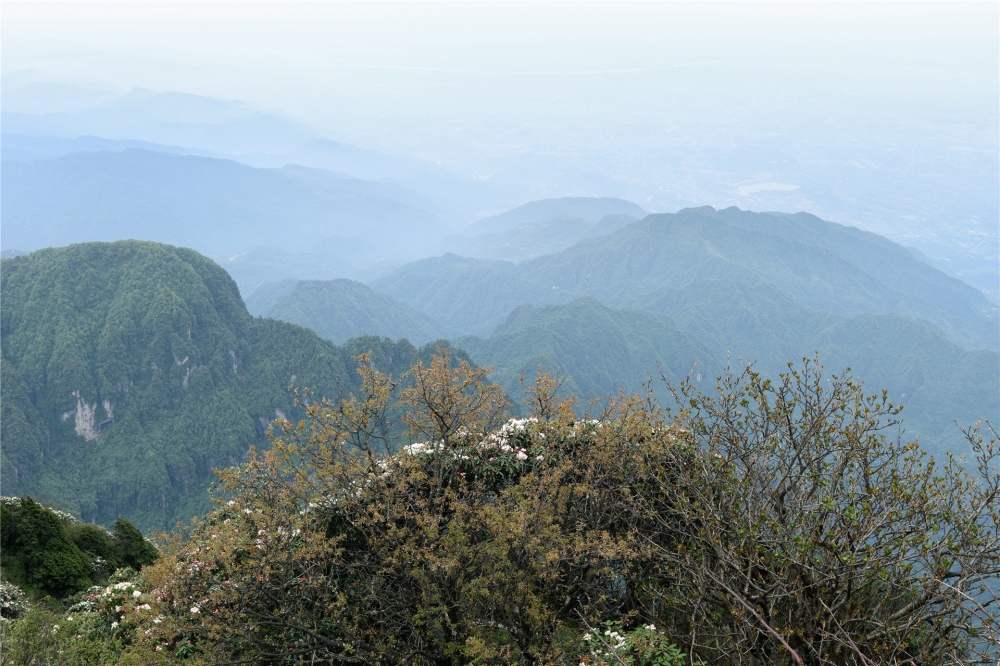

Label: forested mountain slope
[0,242,455,531]
[375,206,998,350]
[244,278,300,316]
[458,293,998,456]
[456,297,720,399]
[263,279,448,344]
[372,254,528,336]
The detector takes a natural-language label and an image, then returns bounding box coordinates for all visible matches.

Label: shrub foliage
[5,352,987,664]
[108,351,996,665]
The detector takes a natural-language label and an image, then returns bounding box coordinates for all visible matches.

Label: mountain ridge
[375,206,998,350]
[264,279,449,345]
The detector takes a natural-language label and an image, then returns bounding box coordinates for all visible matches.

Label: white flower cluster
[0,581,30,620]
[569,419,603,438]
[67,599,96,614]
[102,581,139,596]
[603,628,628,651]
[404,440,448,455]
[0,496,79,523]
[479,418,538,451]
[581,627,630,663]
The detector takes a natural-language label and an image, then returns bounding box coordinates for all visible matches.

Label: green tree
[111,518,158,570]
[4,497,92,597]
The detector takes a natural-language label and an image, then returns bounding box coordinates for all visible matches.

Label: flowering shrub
[72,578,149,639]
[0,580,30,620]
[0,568,159,665]
[581,623,692,666]
[88,353,1000,665]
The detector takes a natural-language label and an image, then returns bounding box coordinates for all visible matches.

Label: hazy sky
[3,2,998,276]
[5,2,997,158]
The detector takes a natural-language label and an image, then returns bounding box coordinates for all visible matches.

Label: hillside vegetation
[457,297,719,397]
[1,496,157,599]
[0,241,458,531]
[458,294,998,456]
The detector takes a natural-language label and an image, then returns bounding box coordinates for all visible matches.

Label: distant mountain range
[463,197,647,235]
[442,196,643,262]
[2,88,332,157]
[0,88,509,223]
[237,204,998,456]
[1,149,451,293]
[375,206,998,351]
[4,84,994,302]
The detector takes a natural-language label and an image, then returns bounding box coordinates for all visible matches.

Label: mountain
[709,207,997,347]
[264,279,449,345]
[222,239,398,297]
[640,279,998,453]
[0,133,220,164]
[457,294,998,456]
[2,88,502,224]
[0,241,459,531]
[1,150,450,290]
[444,213,639,262]
[1,88,320,156]
[375,206,998,350]
[373,254,526,336]
[245,279,301,317]
[457,297,718,400]
[465,197,647,236]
